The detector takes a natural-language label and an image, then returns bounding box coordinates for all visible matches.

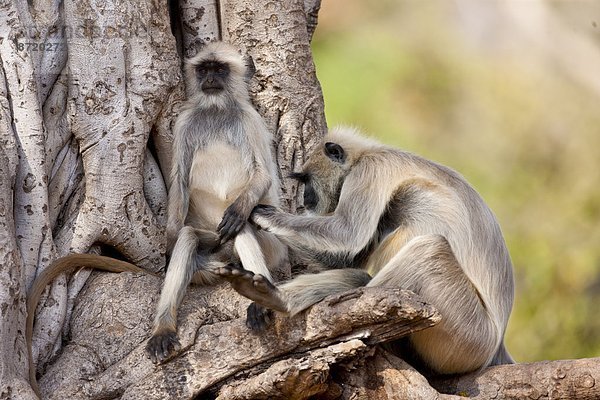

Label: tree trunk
[2,1,599,399]
[1,0,325,398]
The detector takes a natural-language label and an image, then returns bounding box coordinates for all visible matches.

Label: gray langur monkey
[145,42,287,364]
[218,126,514,375]
[25,41,286,396]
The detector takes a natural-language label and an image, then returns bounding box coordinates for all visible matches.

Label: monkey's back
[364,147,514,328]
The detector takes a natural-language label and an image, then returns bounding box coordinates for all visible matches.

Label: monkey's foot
[217,263,288,313]
[246,302,274,331]
[145,330,181,364]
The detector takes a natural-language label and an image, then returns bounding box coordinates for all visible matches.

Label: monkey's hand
[217,201,250,244]
[249,204,278,231]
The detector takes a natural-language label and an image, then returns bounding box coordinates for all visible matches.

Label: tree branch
[121,287,439,399]
[43,282,439,399]
[433,357,600,400]
[216,339,369,400]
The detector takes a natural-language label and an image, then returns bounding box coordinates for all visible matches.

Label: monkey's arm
[27,254,148,398]
[252,160,395,255]
[250,206,359,254]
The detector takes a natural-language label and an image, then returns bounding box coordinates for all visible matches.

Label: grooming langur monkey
[218,126,514,375]
[145,41,287,364]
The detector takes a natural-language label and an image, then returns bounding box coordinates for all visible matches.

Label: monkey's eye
[217,68,225,73]
[324,142,346,163]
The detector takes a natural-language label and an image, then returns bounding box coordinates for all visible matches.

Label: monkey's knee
[368,234,499,373]
[368,234,456,288]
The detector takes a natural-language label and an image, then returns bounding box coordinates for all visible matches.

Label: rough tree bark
[1,0,599,399]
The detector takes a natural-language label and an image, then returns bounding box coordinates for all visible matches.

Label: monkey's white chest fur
[188,142,250,229]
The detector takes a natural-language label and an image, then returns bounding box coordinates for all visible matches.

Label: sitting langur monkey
[145,42,287,363]
[24,42,286,394]
[218,126,514,375]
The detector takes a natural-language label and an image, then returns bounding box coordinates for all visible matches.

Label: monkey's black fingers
[216,213,229,233]
[246,302,274,331]
[217,213,246,244]
[251,204,277,216]
[224,220,245,243]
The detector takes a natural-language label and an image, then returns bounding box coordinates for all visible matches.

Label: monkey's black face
[291,173,319,211]
[196,61,230,95]
[291,141,349,214]
[303,181,318,210]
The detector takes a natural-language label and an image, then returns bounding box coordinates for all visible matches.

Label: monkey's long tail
[26,254,148,398]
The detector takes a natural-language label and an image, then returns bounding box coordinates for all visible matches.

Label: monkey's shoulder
[368,148,482,198]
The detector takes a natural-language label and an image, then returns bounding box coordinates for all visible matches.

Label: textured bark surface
[219,0,327,210]
[1,0,325,397]
[331,348,464,400]
[42,281,440,399]
[433,357,600,400]
[0,122,34,399]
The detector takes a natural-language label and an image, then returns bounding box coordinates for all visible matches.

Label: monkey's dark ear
[244,55,256,81]
[325,142,346,163]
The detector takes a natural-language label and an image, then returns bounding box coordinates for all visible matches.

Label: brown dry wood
[331,348,464,400]
[119,287,440,399]
[216,339,370,400]
[433,357,600,400]
[41,283,439,399]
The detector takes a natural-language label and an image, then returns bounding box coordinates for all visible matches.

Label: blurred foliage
[312,0,600,363]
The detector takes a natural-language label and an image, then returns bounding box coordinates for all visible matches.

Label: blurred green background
[311,0,600,363]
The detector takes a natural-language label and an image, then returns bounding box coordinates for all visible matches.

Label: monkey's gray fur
[146,42,287,364]
[218,126,514,375]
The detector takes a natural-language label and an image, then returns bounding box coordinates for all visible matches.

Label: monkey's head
[185,42,254,106]
[292,126,381,214]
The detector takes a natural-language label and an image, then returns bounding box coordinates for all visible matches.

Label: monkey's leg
[367,234,498,375]
[218,265,371,330]
[233,224,273,282]
[146,226,207,364]
[255,229,288,275]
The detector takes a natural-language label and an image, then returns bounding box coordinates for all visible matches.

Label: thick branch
[333,348,463,400]
[217,339,369,400]
[43,284,437,399]
[433,357,600,399]
[122,287,438,399]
